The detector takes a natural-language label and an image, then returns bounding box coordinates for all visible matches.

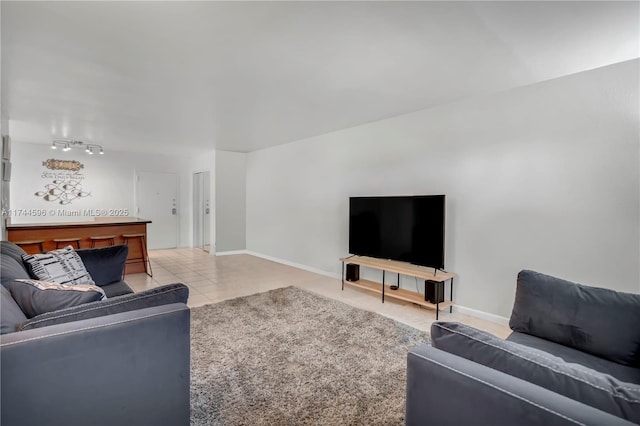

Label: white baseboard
[452,304,510,326]
[223,249,509,326]
[244,250,341,280]
[215,250,249,256]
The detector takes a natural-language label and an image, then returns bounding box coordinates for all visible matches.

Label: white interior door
[137,171,178,249]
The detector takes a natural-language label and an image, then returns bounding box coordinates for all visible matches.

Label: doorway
[193,171,211,252]
[136,171,178,249]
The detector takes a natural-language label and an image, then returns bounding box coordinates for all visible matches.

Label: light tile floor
[127,248,511,338]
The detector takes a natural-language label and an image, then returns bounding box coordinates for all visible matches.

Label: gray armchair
[406,270,640,426]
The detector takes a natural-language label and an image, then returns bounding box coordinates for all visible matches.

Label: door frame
[134,170,179,249]
[192,168,214,252]
[193,171,204,250]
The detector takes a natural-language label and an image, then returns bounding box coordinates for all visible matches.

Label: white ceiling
[2,1,638,155]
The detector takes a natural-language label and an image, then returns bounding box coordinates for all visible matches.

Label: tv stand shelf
[339,256,456,319]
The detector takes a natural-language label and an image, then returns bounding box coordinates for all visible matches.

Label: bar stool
[53,237,81,249]
[14,240,44,253]
[90,235,116,248]
[122,233,153,277]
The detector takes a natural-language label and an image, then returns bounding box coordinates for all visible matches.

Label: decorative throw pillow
[22,245,96,286]
[7,279,106,318]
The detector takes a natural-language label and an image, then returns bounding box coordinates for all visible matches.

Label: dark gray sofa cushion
[101,280,134,298]
[510,270,640,367]
[7,279,106,318]
[76,245,128,286]
[0,241,30,286]
[0,255,31,286]
[19,283,189,331]
[0,241,27,265]
[1,285,27,334]
[431,321,640,423]
[508,332,640,385]
[407,344,638,426]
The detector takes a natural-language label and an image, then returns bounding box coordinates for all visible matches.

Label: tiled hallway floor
[127,248,510,338]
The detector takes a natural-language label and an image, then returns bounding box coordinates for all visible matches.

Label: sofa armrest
[76,245,128,286]
[406,344,635,426]
[1,303,190,426]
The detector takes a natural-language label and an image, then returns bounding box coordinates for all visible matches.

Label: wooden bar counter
[6,217,151,275]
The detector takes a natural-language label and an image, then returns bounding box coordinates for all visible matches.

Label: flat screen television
[349,195,445,269]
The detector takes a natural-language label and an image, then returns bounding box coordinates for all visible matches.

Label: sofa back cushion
[432,321,640,423]
[1,285,27,334]
[99,280,134,298]
[509,270,640,367]
[0,255,31,286]
[1,241,28,265]
[508,331,640,385]
[76,245,128,286]
[1,242,30,286]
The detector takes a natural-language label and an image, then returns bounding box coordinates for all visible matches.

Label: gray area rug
[190,286,429,425]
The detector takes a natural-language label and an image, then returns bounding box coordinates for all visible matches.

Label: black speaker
[346,264,360,282]
[425,280,445,303]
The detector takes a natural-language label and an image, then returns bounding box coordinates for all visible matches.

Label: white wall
[9,142,215,248]
[0,0,7,240]
[215,150,247,252]
[246,60,640,318]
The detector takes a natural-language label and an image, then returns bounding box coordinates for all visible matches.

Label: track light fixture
[51,140,104,155]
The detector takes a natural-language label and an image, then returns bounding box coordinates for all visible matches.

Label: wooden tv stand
[339,256,456,320]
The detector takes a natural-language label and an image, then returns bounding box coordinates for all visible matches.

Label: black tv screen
[349,195,445,269]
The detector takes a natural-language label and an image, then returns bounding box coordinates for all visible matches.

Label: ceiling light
[52,140,104,155]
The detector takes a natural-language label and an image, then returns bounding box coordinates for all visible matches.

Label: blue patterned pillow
[22,245,96,286]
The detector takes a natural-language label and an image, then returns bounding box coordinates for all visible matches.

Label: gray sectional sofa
[0,241,191,426]
[406,270,640,426]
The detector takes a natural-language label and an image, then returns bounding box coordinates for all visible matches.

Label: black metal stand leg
[436,299,439,320]
[382,270,385,303]
[341,261,345,291]
[449,278,454,313]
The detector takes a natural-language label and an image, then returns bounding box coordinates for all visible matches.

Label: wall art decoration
[43,159,83,172]
[35,159,91,205]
